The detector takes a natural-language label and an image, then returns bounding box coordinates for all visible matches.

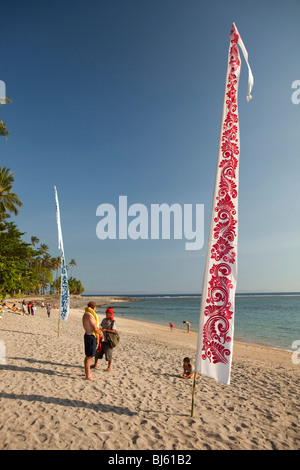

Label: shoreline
[2,294,295,354]
[1,294,139,309]
[114,314,297,354]
[110,313,297,369]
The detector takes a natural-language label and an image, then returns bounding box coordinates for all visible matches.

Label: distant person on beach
[92,307,116,372]
[31,301,35,315]
[22,300,26,314]
[27,301,32,315]
[180,357,196,379]
[183,320,190,333]
[169,322,174,331]
[46,303,51,318]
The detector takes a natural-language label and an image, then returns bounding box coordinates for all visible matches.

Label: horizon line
[82,291,300,296]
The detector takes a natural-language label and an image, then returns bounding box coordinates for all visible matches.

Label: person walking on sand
[92,307,116,372]
[46,303,51,318]
[183,320,190,333]
[82,301,103,381]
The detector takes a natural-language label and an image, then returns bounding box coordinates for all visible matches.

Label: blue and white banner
[54,186,70,322]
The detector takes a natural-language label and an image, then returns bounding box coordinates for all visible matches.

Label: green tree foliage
[0,166,84,296]
[52,276,84,295]
[0,222,40,296]
[0,167,22,219]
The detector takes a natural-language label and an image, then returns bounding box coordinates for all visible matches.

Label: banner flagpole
[54,186,70,337]
[192,23,253,416]
[191,374,197,417]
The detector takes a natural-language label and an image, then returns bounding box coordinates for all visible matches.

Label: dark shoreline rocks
[6,294,139,310]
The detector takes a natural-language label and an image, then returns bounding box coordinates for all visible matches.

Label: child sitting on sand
[180,357,196,380]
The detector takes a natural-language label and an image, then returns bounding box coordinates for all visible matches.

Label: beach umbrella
[192,23,254,416]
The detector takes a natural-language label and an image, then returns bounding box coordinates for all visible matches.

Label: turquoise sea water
[94,293,300,352]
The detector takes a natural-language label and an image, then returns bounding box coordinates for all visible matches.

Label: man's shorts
[84,334,97,357]
[95,342,113,361]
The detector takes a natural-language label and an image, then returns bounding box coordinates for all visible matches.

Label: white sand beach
[0,300,299,450]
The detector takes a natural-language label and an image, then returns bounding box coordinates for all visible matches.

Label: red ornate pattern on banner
[202,26,240,365]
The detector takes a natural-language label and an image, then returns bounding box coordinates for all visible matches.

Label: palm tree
[41,253,52,270]
[31,236,40,247]
[53,256,61,280]
[68,258,77,277]
[48,256,61,293]
[0,167,22,220]
[40,243,49,255]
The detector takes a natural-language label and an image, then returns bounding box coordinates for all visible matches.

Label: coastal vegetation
[0,166,84,297]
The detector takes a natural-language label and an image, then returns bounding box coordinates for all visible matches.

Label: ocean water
[95,293,300,352]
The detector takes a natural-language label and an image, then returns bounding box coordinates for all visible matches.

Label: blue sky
[0,0,299,294]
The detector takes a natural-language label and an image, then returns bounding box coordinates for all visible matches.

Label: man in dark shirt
[92,307,116,372]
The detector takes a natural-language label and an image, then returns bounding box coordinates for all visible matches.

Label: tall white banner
[54,186,70,322]
[195,23,253,385]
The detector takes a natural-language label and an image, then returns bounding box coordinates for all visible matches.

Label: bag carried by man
[107,322,120,348]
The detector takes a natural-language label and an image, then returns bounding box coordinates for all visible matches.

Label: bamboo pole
[191,374,197,417]
[58,314,61,338]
